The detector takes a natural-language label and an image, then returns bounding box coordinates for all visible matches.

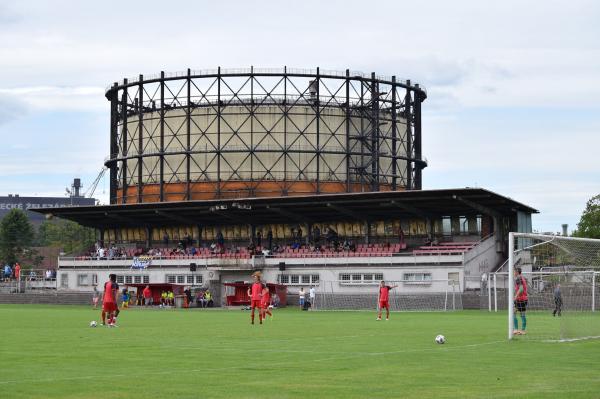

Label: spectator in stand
[399,227,406,247]
[184,233,193,248]
[296,226,303,244]
[256,231,262,248]
[267,229,273,251]
[163,233,169,248]
[216,231,224,247]
[342,238,350,251]
[190,246,197,256]
[325,227,338,246]
[349,241,356,252]
[312,225,321,245]
[247,241,257,256]
[143,285,153,306]
[45,269,53,280]
[14,263,21,281]
[4,264,12,282]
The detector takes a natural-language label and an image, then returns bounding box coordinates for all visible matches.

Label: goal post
[313,279,462,312]
[508,232,600,341]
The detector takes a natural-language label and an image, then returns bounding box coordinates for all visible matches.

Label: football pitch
[1,305,599,398]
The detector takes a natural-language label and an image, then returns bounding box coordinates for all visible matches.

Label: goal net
[508,233,600,341]
[313,279,462,311]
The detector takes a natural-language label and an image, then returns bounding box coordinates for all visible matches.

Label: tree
[36,218,96,255]
[573,194,600,239]
[0,209,35,264]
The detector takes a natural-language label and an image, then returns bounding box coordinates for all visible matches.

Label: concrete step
[0,292,91,305]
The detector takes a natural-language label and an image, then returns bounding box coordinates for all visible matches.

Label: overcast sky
[0,0,598,233]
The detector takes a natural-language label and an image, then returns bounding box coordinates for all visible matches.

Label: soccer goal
[508,233,600,341]
[314,279,462,311]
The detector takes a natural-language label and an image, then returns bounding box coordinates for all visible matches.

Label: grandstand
[30,68,537,309]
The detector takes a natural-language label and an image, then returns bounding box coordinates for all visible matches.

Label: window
[77,274,89,286]
[116,275,124,284]
[167,275,176,284]
[60,273,68,288]
[143,275,150,284]
[278,274,319,285]
[125,276,133,284]
[134,275,142,284]
[195,275,203,284]
[448,272,459,286]
[340,273,383,285]
[177,275,185,284]
[187,275,195,284]
[403,272,433,284]
[91,274,98,286]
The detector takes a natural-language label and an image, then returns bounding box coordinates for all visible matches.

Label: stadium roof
[32,188,537,229]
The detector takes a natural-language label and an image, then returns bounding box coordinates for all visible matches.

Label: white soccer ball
[90,320,97,327]
[435,334,445,344]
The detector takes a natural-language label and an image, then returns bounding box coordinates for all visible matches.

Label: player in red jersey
[260,284,273,321]
[377,280,398,321]
[101,274,119,327]
[247,271,264,325]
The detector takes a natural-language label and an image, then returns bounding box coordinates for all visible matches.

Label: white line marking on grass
[542,336,600,343]
[0,340,506,386]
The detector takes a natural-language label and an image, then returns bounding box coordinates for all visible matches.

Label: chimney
[73,178,82,197]
[561,224,568,236]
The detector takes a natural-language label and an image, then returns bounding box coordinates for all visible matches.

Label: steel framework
[105,67,427,204]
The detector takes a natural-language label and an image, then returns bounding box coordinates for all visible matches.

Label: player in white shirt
[299,287,306,309]
[309,286,316,310]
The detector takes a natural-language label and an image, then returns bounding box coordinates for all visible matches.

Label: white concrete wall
[58,254,463,296]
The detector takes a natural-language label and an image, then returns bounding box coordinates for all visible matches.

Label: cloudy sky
[0,0,598,233]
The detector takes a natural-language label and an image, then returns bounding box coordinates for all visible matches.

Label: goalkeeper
[513,268,528,335]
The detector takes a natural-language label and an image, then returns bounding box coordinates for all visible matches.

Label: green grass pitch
[1,305,599,398]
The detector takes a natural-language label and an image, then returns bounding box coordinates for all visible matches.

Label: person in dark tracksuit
[553,283,562,317]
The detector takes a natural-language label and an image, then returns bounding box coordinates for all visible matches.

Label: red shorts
[379,300,389,309]
[250,299,261,309]
[102,302,117,312]
[261,301,270,309]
